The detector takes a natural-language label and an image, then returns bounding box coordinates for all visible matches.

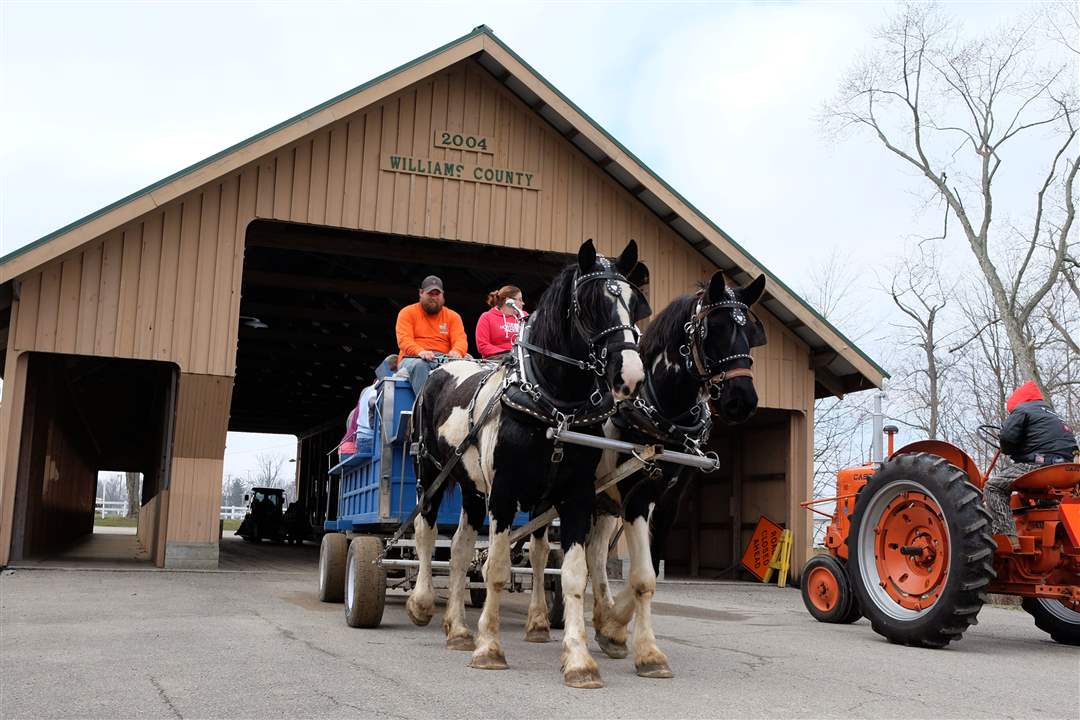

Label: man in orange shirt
[395,275,468,393]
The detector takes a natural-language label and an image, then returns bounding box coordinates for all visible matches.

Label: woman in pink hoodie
[475,285,526,358]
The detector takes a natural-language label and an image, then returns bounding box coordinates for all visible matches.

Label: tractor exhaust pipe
[872,392,885,463]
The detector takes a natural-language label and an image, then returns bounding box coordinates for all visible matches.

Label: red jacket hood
[1006,381,1043,413]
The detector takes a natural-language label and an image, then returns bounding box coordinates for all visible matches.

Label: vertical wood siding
[7,58,813,415]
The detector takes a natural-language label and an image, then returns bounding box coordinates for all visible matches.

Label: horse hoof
[446,634,475,651]
[469,648,508,670]
[524,628,551,643]
[406,603,433,627]
[595,632,628,659]
[635,660,674,679]
[563,668,604,689]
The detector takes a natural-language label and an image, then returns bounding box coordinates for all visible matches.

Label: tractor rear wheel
[344,535,386,628]
[847,452,995,648]
[1022,597,1080,646]
[801,555,860,624]
[318,533,348,603]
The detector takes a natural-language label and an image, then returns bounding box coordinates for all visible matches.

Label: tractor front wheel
[1022,597,1080,646]
[801,555,860,624]
[847,452,995,648]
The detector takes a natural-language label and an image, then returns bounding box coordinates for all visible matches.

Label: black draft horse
[407,239,649,688]
[579,271,767,678]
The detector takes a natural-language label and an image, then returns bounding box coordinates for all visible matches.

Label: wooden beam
[238,326,379,347]
[244,271,410,298]
[246,228,568,276]
[240,302,382,325]
[814,367,846,399]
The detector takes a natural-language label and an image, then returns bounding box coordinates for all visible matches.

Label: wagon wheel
[800,555,860,624]
[344,536,386,628]
[468,570,486,608]
[546,549,565,630]
[318,533,348,603]
[1022,597,1080,646]
[847,452,995,648]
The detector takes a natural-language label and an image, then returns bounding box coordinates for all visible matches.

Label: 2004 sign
[433,130,494,154]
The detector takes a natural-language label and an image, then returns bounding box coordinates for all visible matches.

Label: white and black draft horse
[580,271,767,678]
[406,239,649,689]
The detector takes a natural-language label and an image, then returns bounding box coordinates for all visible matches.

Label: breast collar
[614,360,713,454]
[501,315,618,428]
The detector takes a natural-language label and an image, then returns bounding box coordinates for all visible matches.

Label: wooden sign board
[382,154,540,190]
[433,130,494,154]
[740,515,784,581]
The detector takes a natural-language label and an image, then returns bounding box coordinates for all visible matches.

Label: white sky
[0,0,1053,478]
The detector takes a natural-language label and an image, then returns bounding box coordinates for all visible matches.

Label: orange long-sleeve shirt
[396,303,468,358]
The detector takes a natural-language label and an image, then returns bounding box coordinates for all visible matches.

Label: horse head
[571,239,649,401]
[691,271,767,423]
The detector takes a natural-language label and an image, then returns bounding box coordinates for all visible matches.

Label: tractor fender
[891,440,984,489]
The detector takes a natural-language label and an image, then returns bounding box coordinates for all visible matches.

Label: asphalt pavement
[1,538,1076,719]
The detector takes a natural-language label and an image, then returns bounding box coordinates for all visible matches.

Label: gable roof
[0,25,885,395]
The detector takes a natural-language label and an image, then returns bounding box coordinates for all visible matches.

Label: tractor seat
[1012,463,1080,491]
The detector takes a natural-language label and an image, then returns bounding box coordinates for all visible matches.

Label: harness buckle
[590,388,603,406]
[551,443,564,464]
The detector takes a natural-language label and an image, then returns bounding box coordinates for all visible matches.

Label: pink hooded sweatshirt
[475,307,526,358]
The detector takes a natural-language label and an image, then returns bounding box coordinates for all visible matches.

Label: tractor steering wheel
[977,424,1001,450]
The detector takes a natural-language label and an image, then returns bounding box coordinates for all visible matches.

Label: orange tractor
[801,417,1080,647]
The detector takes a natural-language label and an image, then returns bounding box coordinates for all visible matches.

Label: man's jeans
[398,357,440,395]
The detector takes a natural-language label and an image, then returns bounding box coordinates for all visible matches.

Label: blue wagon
[316,375,556,629]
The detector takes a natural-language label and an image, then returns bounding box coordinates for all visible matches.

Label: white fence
[94,499,128,518]
[96,499,248,520]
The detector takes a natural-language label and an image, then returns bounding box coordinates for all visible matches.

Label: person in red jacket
[475,285,526,358]
[985,381,1078,550]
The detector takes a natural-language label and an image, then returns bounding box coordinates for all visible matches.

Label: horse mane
[640,288,699,360]
[528,261,611,354]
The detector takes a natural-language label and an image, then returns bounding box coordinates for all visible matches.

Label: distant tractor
[802,406,1080,648]
[236,488,288,544]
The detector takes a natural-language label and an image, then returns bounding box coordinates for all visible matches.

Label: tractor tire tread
[847,452,995,649]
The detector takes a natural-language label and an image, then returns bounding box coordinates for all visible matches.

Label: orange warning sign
[741,516,784,581]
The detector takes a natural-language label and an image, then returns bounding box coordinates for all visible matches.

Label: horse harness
[381,262,646,557]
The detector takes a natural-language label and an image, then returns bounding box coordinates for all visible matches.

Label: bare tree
[884,243,957,440]
[248,452,291,498]
[125,472,141,519]
[826,2,1079,398]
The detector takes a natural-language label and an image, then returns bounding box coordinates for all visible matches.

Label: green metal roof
[0,24,885,383]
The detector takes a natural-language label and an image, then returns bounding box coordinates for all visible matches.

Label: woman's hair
[486,285,522,308]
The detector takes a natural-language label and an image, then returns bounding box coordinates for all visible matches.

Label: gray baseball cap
[420,275,444,292]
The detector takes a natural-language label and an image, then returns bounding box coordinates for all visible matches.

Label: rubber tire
[1022,597,1080,646]
[468,570,486,608]
[801,555,859,624]
[344,536,386,628]
[318,533,348,603]
[546,549,565,630]
[848,452,996,648]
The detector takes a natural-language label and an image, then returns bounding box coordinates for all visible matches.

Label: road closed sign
[741,516,784,581]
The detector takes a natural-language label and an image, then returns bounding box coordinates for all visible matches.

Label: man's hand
[418,350,436,362]
[447,350,463,359]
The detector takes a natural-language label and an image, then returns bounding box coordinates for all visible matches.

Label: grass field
[94,517,243,531]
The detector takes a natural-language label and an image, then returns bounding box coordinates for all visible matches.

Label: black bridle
[518,259,649,378]
[680,288,757,393]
